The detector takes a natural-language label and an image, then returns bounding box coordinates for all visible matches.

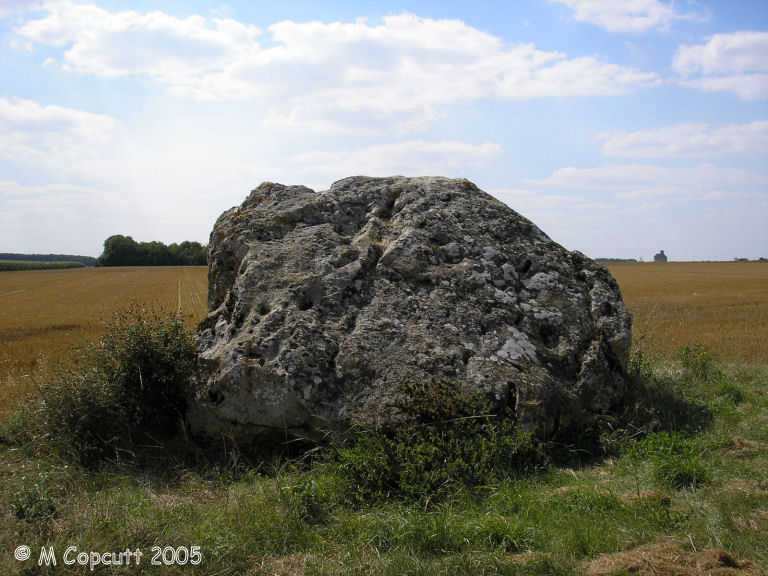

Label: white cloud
[601,121,768,158]
[291,140,503,179]
[0,97,115,160]
[680,74,768,102]
[674,31,768,100]
[674,31,768,76]
[526,163,768,199]
[15,3,262,80]
[1,179,101,203]
[0,0,40,19]
[15,4,659,133]
[551,0,700,33]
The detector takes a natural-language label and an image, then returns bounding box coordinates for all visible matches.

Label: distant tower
[654,250,668,263]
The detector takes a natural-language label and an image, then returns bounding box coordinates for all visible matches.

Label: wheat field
[0,266,208,420]
[607,261,768,364]
[1,262,766,421]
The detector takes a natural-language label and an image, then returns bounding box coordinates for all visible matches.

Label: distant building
[654,250,668,263]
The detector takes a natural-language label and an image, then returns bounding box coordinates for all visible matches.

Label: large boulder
[189,176,632,444]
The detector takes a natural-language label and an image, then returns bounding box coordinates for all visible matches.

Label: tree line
[97,235,207,266]
[0,260,86,271]
[0,253,97,266]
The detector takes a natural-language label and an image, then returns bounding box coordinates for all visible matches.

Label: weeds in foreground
[8,304,200,468]
[2,321,767,574]
[332,378,549,504]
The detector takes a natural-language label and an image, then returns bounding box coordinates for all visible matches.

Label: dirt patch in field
[585,540,766,575]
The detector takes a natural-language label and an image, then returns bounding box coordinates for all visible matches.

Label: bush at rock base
[11,305,199,466]
[334,378,549,503]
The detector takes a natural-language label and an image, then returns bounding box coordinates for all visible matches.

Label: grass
[1,263,767,574]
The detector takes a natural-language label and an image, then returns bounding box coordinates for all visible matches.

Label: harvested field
[0,266,207,420]
[607,261,768,364]
[2,262,766,421]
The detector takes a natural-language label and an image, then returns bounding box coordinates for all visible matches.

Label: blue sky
[1,0,766,261]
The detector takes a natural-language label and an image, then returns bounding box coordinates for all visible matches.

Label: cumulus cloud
[674,31,768,100]
[291,140,503,179]
[551,0,701,33]
[0,97,115,160]
[15,3,262,80]
[15,3,659,133]
[601,121,768,158]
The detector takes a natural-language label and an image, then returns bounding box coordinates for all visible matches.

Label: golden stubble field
[1,262,766,421]
[0,266,208,420]
[607,261,768,364]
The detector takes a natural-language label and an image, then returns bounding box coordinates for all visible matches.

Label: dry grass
[585,540,766,576]
[607,262,768,364]
[0,266,208,421]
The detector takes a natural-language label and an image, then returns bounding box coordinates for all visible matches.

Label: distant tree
[97,236,206,266]
[139,241,174,266]
[97,235,140,266]
[174,241,207,265]
[0,253,97,266]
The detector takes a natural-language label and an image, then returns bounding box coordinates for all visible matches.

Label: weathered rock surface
[189,176,632,444]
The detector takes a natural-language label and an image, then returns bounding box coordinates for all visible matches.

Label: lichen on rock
[188,176,632,445]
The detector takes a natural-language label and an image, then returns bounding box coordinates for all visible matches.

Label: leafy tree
[139,240,174,265]
[97,235,140,266]
[173,241,207,265]
[97,236,207,266]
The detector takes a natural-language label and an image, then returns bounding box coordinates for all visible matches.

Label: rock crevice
[189,176,632,444]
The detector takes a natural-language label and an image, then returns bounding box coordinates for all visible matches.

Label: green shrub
[10,481,56,523]
[334,378,548,504]
[23,305,199,466]
[93,306,198,431]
